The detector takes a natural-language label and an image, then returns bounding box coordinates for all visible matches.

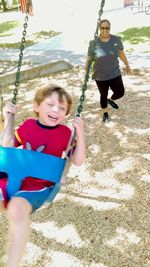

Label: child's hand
[3,102,16,118]
[73,116,84,137]
[71,116,86,166]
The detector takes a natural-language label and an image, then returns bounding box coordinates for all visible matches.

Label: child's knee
[7,198,31,222]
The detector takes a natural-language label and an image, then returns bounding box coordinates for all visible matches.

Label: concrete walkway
[0,5,149,86]
[0,33,86,66]
[0,34,149,69]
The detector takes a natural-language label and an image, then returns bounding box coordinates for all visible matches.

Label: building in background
[124,0,134,6]
[104,0,134,11]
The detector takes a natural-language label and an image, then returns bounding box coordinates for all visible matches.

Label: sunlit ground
[0,2,150,266]
[0,64,149,266]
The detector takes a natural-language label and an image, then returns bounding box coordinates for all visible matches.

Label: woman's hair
[99,19,111,27]
[34,83,72,116]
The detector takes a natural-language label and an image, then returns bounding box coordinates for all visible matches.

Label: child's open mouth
[48,115,58,121]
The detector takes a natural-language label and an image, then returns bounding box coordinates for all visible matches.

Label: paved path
[0,6,150,69]
[0,33,86,67]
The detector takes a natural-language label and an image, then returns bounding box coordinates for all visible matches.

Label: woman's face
[100,21,110,38]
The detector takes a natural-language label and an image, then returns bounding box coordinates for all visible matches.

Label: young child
[0,83,86,267]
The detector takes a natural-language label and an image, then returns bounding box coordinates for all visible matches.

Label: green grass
[34,30,61,39]
[0,24,60,48]
[0,20,20,36]
[118,26,150,44]
[0,40,35,49]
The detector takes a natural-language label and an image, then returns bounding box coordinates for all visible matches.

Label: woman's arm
[119,50,131,74]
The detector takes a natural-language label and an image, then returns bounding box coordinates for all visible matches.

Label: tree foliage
[1,0,8,11]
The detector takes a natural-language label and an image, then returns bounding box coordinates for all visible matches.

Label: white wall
[103,0,124,11]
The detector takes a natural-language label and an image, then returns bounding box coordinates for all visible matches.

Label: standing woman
[85,19,131,123]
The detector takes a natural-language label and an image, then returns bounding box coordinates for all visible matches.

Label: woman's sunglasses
[100,27,110,30]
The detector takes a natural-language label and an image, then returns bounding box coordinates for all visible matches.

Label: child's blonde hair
[34,83,72,116]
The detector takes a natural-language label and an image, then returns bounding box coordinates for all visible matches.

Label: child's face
[34,92,68,126]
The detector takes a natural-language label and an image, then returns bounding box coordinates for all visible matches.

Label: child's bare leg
[6,197,32,267]
[0,200,6,211]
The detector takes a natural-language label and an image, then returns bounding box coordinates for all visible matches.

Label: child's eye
[59,106,65,111]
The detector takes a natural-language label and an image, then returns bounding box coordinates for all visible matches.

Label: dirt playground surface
[0,66,149,267]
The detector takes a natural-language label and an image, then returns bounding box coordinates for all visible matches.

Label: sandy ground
[0,65,149,267]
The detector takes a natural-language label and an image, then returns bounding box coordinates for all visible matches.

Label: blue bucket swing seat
[0,147,67,202]
[0,124,75,203]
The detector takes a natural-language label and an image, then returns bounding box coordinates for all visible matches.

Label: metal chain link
[12,0,31,105]
[76,0,105,116]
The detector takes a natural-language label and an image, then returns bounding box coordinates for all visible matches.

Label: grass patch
[118,26,150,44]
[0,29,61,49]
[0,33,13,37]
[0,40,35,49]
[0,21,20,36]
[33,30,61,39]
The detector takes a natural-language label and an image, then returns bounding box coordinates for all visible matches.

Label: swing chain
[95,0,106,38]
[76,0,105,116]
[12,0,31,105]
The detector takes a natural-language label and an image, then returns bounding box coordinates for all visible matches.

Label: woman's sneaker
[107,99,119,109]
[103,112,110,123]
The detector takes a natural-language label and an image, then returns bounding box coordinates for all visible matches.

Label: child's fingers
[74,117,82,125]
[73,116,84,129]
[4,103,16,114]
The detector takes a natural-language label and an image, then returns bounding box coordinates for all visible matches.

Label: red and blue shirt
[15,118,72,157]
[14,118,72,190]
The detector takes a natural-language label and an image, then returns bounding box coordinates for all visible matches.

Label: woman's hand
[126,64,131,75]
